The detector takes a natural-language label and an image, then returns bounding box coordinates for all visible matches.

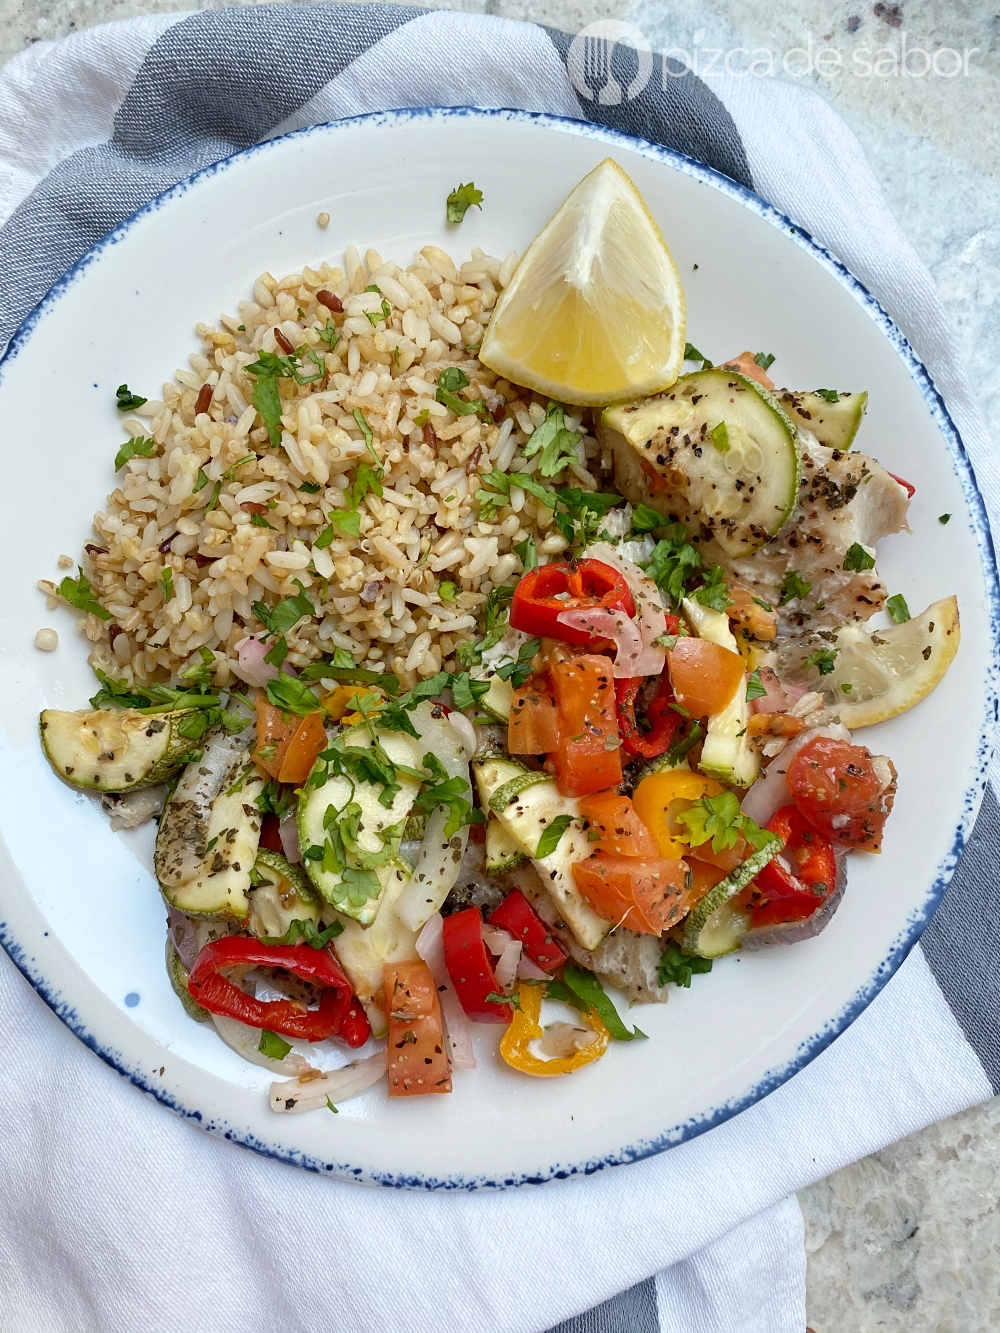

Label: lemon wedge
[817,596,960,728]
[480,158,686,406]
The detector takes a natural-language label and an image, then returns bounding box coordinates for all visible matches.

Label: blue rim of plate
[2,106,997,1189]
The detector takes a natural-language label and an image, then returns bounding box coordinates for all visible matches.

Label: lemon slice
[479,158,686,406]
[818,596,960,728]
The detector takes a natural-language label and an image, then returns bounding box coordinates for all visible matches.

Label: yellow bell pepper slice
[632,770,724,859]
[500,983,610,1077]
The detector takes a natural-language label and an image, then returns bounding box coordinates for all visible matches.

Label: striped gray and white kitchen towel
[0,7,997,1332]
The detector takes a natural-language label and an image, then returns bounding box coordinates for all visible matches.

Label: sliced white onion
[415,912,476,1069]
[481,923,513,955]
[741,723,852,828]
[233,634,279,687]
[211,1012,314,1075]
[279,812,301,863]
[270,1049,388,1114]
[750,666,806,715]
[494,938,523,992]
[448,710,478,761]
[517,954,550,981]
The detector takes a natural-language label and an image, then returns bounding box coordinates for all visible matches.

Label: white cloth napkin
[1,9,997,1331]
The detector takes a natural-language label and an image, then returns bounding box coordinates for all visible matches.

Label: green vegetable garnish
[116,384,147,412]
[886,594,911,624]
[59,569,112,620]
[561,965,646,1042]
[535,813,574,860]
[258,1030,292,1060]
[779,570,812,605]
[843,542,875,572]
[114,435,155,472]
[446,181,484,223]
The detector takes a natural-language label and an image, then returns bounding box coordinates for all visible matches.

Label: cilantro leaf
[630,503,664,533]
[299,481,322,494]
[779,570,812,605]
[843,542,875,572]
[258,1030,292,1060]
[522,401,581,478]
[114,435,155,472]
[265,674,323,715]
[514,535,538,572]
[158,567,174,602]
[938,513,951,525]
[692,565,733,612]
[562,965,646,1042]
[683,342,712,369]
[754,352,775,371]
[318,319,339,350]
[438,581,456,602]
[253,582,315,637]
[250,512,276,529]
[449,672,492,711]
[886,594,911,623]
[803,647,838,676]
[841,682,853,694]
[676,792,775,857]
[446,181,484,224]
[665,721,703,767]
[657,941,713,988]
[495,637,541,690]
[814,388,840,403]
[746,668,767,702]
[116,384,147,412]
[642,525,702,607]
[438,367,469,394]
[352,409,380,465]
[263,636,288,669]
[59,569,112,620]
[536,813,573,859]
[248,371,284,447]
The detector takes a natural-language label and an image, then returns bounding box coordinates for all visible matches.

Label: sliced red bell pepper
[615,616,681,758]
[441,906,512,1023]
[187,936,354,1042]
[742,804,837,927]
[488,889,567,972]
[336,994,373,1049]
[510,559,635,645]
[887,471,916,498]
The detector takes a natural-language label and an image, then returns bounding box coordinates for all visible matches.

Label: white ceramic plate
[0,109,996,1188]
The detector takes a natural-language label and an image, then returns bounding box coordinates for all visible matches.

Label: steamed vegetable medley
[39,162,961,1114]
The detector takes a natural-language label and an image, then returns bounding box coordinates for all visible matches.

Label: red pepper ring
[188,936,358,1043]
[488,889,567,972]
[614,617,681,759]
[744,804,837,928]
[510,559,635,645]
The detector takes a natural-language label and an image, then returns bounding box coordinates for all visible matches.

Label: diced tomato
[687,858,728,905]
[787,736,896,852]
[641,458,670,496]
[577,792,659,858]
[384,961,452,1097]
[686,834,748,874]
[275,709,328,785]
[667,638,745,717]
[736,804,837,927]
[252,696,327,784]
[549,655,622,797]
[571,852,691,935]
[508,681,561,755]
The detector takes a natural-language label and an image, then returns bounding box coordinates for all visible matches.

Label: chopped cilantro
[318,319,339,350]
[352,409,379,464]
[535,814,573,859]
[449,672,491,711]
[446,181,484,223]
[252,581,315,637]
[683,342,712,369]
[263,636,288,669]
[814,389,840,403]
[779,570,812,605]
[59,569,112,620]
[250,512,276,529]
[630,502,664,533]
[642,524,702,607]
[803,647,838,676]
[439,581,456,602]
[299,481,322,494]
[938,513,950,525]
[265,674,323,715]
[745,668,767,702]
[158,568,174,602]
[752,596,773,612]
[522,400,582,478]
[657,941,713,988]
[886,594,911,624]
[843,542,875,572]
[692,565,733,612]
[114,435,155,472]
[754,352,775,371]
[841,682,853,694]
[496,637,542,690]
[259,918,343,948]
[514,534,538,572]
[676,792,776,855]
[116,384,147,412]
[258,1030,292,1060]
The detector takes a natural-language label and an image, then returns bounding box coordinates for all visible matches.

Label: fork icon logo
[567,20,653,104]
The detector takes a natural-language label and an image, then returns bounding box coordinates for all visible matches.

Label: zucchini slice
[247,849,323,939]
[473,755,611,951]
[165,937,211,1023]
[474,672,514,723]
[681,598,760,789]
[39,707,203,792]
[297,725,421,924]
[682,842,780,958]
[776,390,867,451]
[485,815,527,873]
[600,368,800,557]
[156,732,265,920]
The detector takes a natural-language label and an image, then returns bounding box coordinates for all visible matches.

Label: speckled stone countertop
[2,1,998,1327]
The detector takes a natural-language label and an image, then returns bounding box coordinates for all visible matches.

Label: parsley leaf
[514,535,538,572]
[522,400,582,478]
[116,384,147,412]
[683,342,712,369]
[438,581,456,602]
[299,481,322,494]
[939,513,951,525]
[253,582,315,638]
[536,813,573,859]
[449,672,491,711]
[843,542,875,572]
[250,512,276,529]
[158,567,174,602]
[258,1030,292,1060]
[318,319,339,350]
[657,941,713,988]
[352,409,380,465]
[114,435,155,472]
[265,674,323,715]
[642,524,702,607]
[692,566,733,612]
[666,720,703,767]
[754,352,775,371]
[676,792,775,856]
[562,965,646,1041]
[446,181,484,223]
[886,594,911,624]
[439,367,469,393]
[710,420,729,452]
[246,367,285,447]
[779,570,812,605]
[630,503,664,533]
[495,637,541,690]
[814,388,840,403]
[59,569,112,620]
[261,916,344,949]
[803,647,838,676]
[746,668,767,701]
[411,757,480,838]
[263,636,288,669]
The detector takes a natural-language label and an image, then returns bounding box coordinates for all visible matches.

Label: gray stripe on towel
[920,782,1000,1091]
[547,1277,660,1333]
